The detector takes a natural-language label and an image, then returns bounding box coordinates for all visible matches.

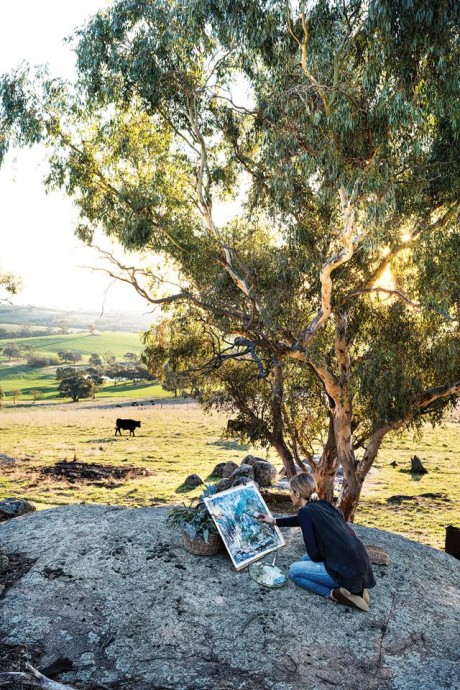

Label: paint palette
[248,562,287,588]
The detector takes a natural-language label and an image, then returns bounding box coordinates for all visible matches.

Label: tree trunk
[410,455,428,474]
[314,413,337,502]
[333,407,362,521]
[336,471,363,522]
[271,364,297,478]
[274,440,297,478]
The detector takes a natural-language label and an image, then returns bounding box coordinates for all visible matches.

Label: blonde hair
[289,472,318,501]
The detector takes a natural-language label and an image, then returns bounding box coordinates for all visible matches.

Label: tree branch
[295,184,361,349]
[287,7,330,115]
[357,378,460,480]
[343,286,420,308]
[0,662,76,689]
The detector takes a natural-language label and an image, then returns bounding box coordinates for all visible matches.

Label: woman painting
[258,473,375,611]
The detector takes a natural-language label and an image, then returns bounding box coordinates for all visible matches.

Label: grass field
[0,400,458,550]
[0,332,155,401]
[0,331,145,361]
[0,366,167,401]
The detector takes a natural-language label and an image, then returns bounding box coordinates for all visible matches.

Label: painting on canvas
[204,482,285,570]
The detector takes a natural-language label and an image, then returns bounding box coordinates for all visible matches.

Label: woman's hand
[256,513,276,525]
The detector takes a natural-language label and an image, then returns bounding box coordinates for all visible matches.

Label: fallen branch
[0,662,76,689]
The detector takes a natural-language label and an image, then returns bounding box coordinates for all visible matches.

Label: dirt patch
[40,460,151,484]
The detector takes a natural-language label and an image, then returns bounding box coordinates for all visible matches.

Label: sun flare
[373,264,396,301]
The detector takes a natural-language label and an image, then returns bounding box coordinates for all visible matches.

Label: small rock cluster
[211,454,277,490]
[184,455,278,494]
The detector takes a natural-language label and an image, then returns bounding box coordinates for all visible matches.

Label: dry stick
[0,662,77,690]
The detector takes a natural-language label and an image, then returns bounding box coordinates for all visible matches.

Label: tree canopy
[58,373,94,402]
[1,0,460,517]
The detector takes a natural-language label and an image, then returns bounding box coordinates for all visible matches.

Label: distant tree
[30,389,43,403]
[123,352,138,363]
[58,351,81,363]
[160,364,183,399]
[0,328,7,338]
[88,353,103,367]
[104,352,116,366]
[10,389,21,405]
[56,366,77,380]
[87,323,96,335]
[19,324,31,337]
[124,365,152,382]
[84,367,104,386]
[27,354,59,368]
[58,374,94,402]
[0,385,3,409]
[57,320,69,335]
[3,344,20,361]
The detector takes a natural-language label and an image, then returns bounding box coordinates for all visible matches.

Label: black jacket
[277,500,376,594]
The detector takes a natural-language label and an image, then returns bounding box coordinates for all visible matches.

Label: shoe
[331,587,369,612]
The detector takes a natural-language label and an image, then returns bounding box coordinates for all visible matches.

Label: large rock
[0,505,459,690]
[252,461,277,487]
[210,462,227,478]
[222,461,239,478]
[241,454,265,467]
[183,474,204,488]
[213,478,233,494]
[231,476,254,488]
[229,465,255,482]
[241,455,277,486]
[0,498,36,521]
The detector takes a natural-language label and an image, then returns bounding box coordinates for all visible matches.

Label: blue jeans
[289,553,339,598]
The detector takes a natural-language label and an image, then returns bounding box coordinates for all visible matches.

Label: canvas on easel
[204,481,285,570]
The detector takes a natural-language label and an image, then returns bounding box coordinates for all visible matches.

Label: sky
[0,0,154,314]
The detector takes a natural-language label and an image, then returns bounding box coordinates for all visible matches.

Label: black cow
[115,418,141,436]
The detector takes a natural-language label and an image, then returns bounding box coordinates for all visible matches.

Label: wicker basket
[182,530,224,555]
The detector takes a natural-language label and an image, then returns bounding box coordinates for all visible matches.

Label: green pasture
[0,331,144,360]
[0,332,164,402]
[0,364,167,401]
[0,400,458,550]
[0,365,57,397]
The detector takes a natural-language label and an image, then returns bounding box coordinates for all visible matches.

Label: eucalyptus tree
[58,374,95,402]
[1,0,460,518]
